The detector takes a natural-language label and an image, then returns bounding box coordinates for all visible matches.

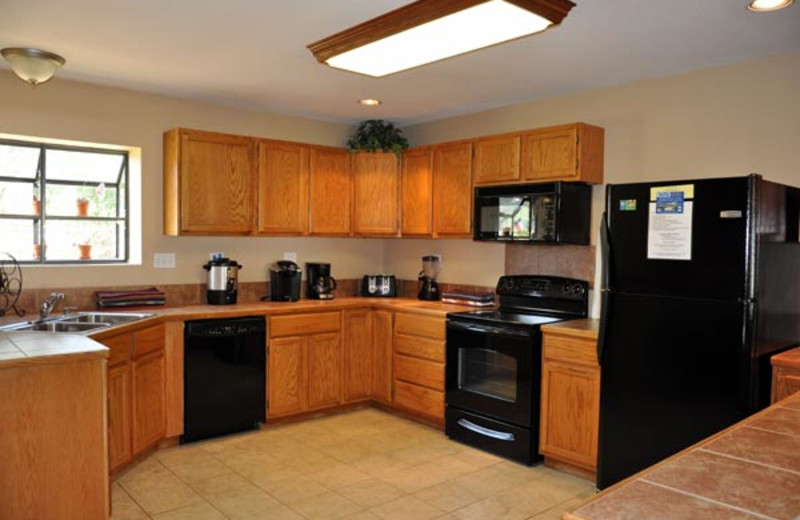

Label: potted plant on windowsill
[32,179,41,216]
[76,241,92,260]
[347,119,409,157]
[77,182,105,217]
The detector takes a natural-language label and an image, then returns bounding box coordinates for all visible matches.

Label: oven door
[445,319,539,428]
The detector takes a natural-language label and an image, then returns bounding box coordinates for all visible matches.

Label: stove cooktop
[447,309,564,327]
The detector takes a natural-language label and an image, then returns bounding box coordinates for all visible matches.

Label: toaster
[361,275,397,297]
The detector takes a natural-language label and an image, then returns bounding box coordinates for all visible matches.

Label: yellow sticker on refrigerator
[647,184,694,261]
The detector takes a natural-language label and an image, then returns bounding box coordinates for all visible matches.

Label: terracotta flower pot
[33,198,41,216]
[33,244,42,260]
[77,198,90,217]
[78,244,92,260]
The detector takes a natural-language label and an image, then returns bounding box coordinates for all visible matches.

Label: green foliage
[347,120,409,156]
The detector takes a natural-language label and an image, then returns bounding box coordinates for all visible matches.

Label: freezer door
[606,176,752,300]
[596,292,751,489]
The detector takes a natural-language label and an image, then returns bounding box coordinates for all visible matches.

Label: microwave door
[484,196,531,240]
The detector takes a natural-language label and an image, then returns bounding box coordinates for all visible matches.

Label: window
[0,139,129,264]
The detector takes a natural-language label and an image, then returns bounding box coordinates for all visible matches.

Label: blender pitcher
[418,255,441,301]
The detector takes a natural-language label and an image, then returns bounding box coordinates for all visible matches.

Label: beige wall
[392,52,800,314]
[0,71,386,289]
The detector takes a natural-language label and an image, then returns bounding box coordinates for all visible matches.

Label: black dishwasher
[183,316,266,443]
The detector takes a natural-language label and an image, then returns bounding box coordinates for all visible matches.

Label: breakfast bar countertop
[564,390,800,520]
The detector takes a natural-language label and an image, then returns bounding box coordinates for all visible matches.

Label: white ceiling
[1,0,799,125]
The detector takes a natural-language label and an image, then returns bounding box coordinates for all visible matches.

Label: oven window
[458,348,518,402]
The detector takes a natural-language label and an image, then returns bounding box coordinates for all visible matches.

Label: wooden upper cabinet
[433,141,473,237]
[309,146,352,236]
[352,152,400,236]
[257,140,309,235]
[520,123,604,184]
[401,147,434,237]
[473,134,521,185]
[163,128,257,235]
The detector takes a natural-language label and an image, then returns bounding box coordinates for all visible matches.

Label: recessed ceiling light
[358,99,382,106]
[747,0,793,11]
[308,0,575,77]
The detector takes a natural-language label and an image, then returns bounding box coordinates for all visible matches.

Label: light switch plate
[154,253,176,269]
[283,251,297,262]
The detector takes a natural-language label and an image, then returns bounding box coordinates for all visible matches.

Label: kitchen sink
[67,312,153,325]
[0,311,154,334]
[19,321,111,333]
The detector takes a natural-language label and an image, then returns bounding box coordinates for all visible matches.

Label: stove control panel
[496,275,588,301]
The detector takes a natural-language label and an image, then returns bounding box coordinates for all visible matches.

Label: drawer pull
[457,418,515,442]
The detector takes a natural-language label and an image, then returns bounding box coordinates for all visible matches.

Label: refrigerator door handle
[597,211,612,366]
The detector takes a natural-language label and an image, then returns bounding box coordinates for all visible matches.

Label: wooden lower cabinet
[392,312,446,422]
[98,323,166,474]
[539,327,600,474]
[107,362,133,472]
[267,312,342,418]
[771,347,800,403]
[343,309,374,402]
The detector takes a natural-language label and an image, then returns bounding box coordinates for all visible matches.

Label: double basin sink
[0,312,153,334]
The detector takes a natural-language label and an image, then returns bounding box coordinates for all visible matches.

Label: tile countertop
[564,391,800,520]
[0,332,108,368]
[541,318,600,340]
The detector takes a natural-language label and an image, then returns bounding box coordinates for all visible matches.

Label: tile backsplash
[505,244,596,286]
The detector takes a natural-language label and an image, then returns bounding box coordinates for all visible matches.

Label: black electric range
[445,275,589,465]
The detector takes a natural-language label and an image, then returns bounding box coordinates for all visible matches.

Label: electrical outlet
[209,251,224,260]
[154,253,176,268]
[283,251,297,262]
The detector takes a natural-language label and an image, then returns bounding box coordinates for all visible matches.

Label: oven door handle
[447,321,532,338]
[457,418,516,442]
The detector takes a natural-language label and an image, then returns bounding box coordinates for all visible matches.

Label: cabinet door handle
[457,418,515,442]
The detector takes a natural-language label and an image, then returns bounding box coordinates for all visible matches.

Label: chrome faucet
[40,293,65,320]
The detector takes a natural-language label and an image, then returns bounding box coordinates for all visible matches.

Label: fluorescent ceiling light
[308,0,575,78]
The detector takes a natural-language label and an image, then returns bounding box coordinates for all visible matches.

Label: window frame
[0,137,130,265]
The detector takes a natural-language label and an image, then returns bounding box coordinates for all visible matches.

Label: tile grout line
[147,456,235,520]
[695,447,800,477]
[638,478,780,520]
[744,424,800,440]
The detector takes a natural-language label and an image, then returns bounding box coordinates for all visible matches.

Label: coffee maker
[418,255,441,301]
[269,261,302,301]
[203,256,242,305]
[306,262,337,300]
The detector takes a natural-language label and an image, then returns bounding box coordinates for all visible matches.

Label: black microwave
[473,182,591,244]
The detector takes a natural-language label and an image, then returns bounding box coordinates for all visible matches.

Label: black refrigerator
[597,174,800,490]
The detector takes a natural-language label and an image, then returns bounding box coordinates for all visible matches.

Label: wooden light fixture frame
[307,0,576,65]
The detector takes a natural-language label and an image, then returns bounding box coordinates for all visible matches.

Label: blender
[418,255,441,301]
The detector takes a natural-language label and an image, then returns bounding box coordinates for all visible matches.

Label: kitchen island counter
[564,391,800,520]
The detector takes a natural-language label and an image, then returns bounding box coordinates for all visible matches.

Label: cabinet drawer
[134,325,166,359]
[543,333,598,366]
[394,380,444,420]
[394,333,444,363]
[271,312,340,338]
[394,354,443,390]
[394,312,444,340]
[102,334,132,366]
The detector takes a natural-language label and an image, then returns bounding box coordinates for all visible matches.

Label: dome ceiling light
[1,47,66,87]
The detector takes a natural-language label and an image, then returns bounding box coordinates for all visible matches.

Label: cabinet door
[353,152,399,236]
[372,310,393,404]
[520,126,578,181]
[108,362,132,473]
[473,134,520,185]
[343,310,373,402]
[178,129,257,235]
[540,360,600,471]
[257,140,309,235]
[268,337,307,418]
[309,146,352,235]
[132,350,166,454]
[401,147,433,236]
[308,332,342,409]
[433,141,473,237]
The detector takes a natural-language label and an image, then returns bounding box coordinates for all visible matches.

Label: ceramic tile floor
[112,409,595,520]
